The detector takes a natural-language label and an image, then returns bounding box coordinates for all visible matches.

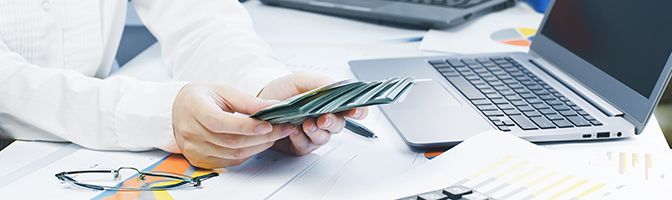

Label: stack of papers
[369,131,630,199]
[251,77,415,125]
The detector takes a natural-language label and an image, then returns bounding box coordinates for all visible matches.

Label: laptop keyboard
[383,0,491,9]
[429,57,602,132]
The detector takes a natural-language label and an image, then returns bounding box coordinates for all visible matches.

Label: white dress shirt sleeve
[0,40,187,152]
[132,0,291,96]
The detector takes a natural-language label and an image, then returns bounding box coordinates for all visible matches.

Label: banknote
[251,77,416,125]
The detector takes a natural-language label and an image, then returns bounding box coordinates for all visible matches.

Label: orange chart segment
[491,27,538,47]
[92,154,213,200]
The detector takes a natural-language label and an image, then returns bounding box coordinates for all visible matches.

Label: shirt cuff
[114,80,188,153]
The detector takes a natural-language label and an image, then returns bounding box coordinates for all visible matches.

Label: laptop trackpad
[383,80,492,146]
[395,80,462,108]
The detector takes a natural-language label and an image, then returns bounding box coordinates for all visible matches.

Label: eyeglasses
[55,167,218,191]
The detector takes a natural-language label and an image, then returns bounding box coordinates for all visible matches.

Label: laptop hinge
[528,57,624,117]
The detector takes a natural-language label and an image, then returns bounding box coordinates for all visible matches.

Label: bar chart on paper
[450,155,624,200]
[583,151,670,183]
[379,132,628,200]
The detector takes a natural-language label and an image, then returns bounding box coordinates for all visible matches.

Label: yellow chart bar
[572,183,605,199]
[526,171,557,188]
[632,153,639,167]
[511,166,543,184]
[495,160,528,178]
[469,155,513,179]
[547,179,588,200]
[619,152,626,174]
[533,175,573,196]
[645,153,652,180]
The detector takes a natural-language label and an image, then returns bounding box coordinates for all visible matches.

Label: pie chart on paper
[490,27,537,47]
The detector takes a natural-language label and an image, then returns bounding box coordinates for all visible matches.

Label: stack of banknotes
[251,76,416,125]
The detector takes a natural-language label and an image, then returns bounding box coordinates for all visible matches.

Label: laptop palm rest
[383,81,493,148]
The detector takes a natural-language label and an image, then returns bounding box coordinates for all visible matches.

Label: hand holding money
[251,76,416,125]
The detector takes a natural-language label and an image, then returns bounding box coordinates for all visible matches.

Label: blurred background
[656,89,672,148]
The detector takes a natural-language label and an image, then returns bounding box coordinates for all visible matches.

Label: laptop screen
[532,0,672,131]
[541,0,672,98]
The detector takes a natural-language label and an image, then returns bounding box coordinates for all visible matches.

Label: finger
[179,142,248,169]
[287,129,318,156]
[191,156,249,169]
[193,96,273,135]
[207,124,294,148]
[207,141,275,160]
[340,107,368,120]
[316,114,346,133]
[211,85,277,114]
[303,118,331,145]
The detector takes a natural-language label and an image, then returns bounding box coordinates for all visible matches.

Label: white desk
[0,1,669,199]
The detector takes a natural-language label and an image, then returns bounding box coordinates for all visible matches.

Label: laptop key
[504,109,521,115]
[443,186,473,199]
[492,98,509,104]
[530,116,556,129]
[505,95,523,101]
[523,111,542,117]
[498,126,511,131]
[527,98,543,104]
[510,115,539,130]
[578,110,590,116]
[552,104,571,111]
[567,116,591,127]
[560,110,578,116]
[511,100,527,106]
[417,191,448,200]
[538,108,556,115]
[498,103,515,110]
[589,120,603,126]
[552,119,574,128]
[428,60,447,65]
[471,99,491,105]
[547,100,563,105]
[477,105,498,111]
[446,76,486,100]
[486,93,503,99]
[547,114,564,120]
[517,105,535,111]
[532,103,549,109]
[483,110,505,116]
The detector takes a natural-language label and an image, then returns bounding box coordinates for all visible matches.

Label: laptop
[351,0,672,148]
[259,0,516,28]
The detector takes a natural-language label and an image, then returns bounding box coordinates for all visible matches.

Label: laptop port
[582,134,591,138]
[596,132,610,138]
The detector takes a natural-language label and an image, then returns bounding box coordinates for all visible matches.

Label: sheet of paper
[0,148,166,199]
[419,4,544,54]
[369,131,628,200]
[245,1,426,44]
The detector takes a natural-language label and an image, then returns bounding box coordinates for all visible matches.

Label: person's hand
[257,73,368,156]
[172,84,298,169]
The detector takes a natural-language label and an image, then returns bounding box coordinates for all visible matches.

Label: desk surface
[1,1,669,199]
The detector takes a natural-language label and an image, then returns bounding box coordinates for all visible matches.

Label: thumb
[212,86,278,115]
[290,73,334,93]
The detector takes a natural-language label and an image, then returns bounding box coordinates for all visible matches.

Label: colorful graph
[451,155,624,199]
[490,27,538,47]
[604,151,666,181]
[424,151,444,160]
[92,154,213,200]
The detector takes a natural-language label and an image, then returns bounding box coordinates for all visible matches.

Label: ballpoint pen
[344,118,378,139]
